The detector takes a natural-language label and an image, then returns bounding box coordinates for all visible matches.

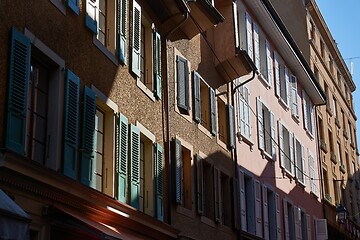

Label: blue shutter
[193,71,201,123]
[176,56,190,111]
[131,0,141,77]
[209,87,217,136]
[5,28,31,155]
[227,105,235,149]
[130,124,140,209]
[63,69,80,179]
[154,31,162,100]
[155,143,164,221]
[117,0,127,63]
[67,0,79,15]
[117,114,128,203]
[85,0,98,34]
[80,87,96,186]
[175,138,182,204]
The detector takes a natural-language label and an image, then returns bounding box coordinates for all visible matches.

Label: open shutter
[307,214,312,240]
[263,185,269,240]
[214,167,221,223]
[175,138,182,204]
[285,67,290,105]
[290,75,298,116]
[85,0,98,34]
[301,145,306,185]
[238,88,245,135]
[290,132,294,175]
[310,101,314,134]
[278,121,284,168]
[5,28,31,155]
[155,143,164,221]
[239,169,247,231]
[275,193,282,240]
[315,219,328,240]
[63,70,80,179]
[245,12,253,60]
[67,0,79,15]
[154,31,162,99]
[117,114,128,203]
[283,199,290,240]
[233,178,240,230]
[274,51,280,97]
[80,87,96,187]
[117,0,127,63]
[129,124,140,209]
[303,90,308,131]
[227,105,235,149]
[253,23,260,70]
[271,111,276,160]
[265,39,273,86]
[254,180,262,237]
[131,0,141,77]
[193,71,201,123]
[244,87,251,137]
[210,87,217,136]
[257,98,264,150]
[294,207,301,240]
[196,154,203,214]
[176,56,190,111]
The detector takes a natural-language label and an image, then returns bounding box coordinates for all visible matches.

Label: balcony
[320,139,328,153]
[335,117,341,128]
[340,164,346,174]
[343,129,349,139]
[330,152,337,164]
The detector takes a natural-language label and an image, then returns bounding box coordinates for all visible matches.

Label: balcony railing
[330,152,337,164]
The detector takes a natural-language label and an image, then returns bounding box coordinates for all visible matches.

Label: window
[262,186,280,240]
[298,208,311,240]
[334,179,339,204]
[329,129,334,154]
[314,66,319,82]
[320,40,325,59]
[238,86,251,140]
[294,137,306,185]
[308,150,317,195]
[93,108,105,190]
[176,55,191,114]
[274,52,289,106]
[318,117,324,141]
[349,121,354,145]
[279,121,294,175]
[302,90,314,136]
[323,169,330,200]
[202,160,215,219]
[310,21,315,40]
[220,173,232,227]
[329,57,334,74]
[337,142,343,166]
[257,98,276,159]
[245,12,253,61]
[283,199,295,240]
[218,98,228,145]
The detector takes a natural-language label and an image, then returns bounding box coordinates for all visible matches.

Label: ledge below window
[93,36,119,66]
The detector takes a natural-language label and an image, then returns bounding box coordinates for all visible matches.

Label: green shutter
[63,69,80,179]
[193,71,201,123]
[209,87,217,136]
[85,0,98,34]
[131,0,141,77]
[117,0,127,63]
[5,28,31,155]
[227,105,235,149]
[67,0,79,15]
[155,143,164,221]
[174,138,182,204]
[196,154,203,214]
[130,124,140,209]
[117,113,128,203]
[154,31,162,100]
[80,87,96,187]
[176,56,190,111]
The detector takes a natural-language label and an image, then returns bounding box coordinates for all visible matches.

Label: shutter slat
[257,98,264,150]
[117,114,128,203]
[131,0,141,77]
[193,71,201,123]
[154,31,162,99]
[175,139,182,204]
[266,39,273,86]
[210,88,217,136]
[279,121,284,168]
[176,56,190,111]
[285,67,290,105]
[253,22,260,69]
[130,124,140,209]
[117,0,127,63]
[303,90,308,131]
[67,0,79,15]
[155,143,164,221]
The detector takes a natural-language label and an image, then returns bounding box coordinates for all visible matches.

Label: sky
[315,0,360,143]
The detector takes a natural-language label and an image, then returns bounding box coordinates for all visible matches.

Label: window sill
[281,167,294,180]
[237,132,254,150]
[305,130,314,140]
[176,205,195,219]
[93,36,119,66]
[217,138,229,151]
[219,224,233,234]
[200,216,216,228]
[258,73,271,89]
[136,80,156,102]
[278,97,289,111]
[295,178,306,188]
[175,106,192,123]
[261,150,274,161]
[50,0,66,15]
[197,124,214,139]
[310,191,319,199]
[291,114,300,124]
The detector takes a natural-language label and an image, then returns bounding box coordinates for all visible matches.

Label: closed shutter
[80,87,96,187]
[129,124,141,209]
[193,71,201,123]
[117,0,127,63]
[290,132,294,175]
[290,75,298,116]
[274,51,280,97]
[176,56,190,111]
[254,180,262,237]
[253,23,260,70]
[5,28,31,155]
[245,12,253,60]
[263,185,269,240]
[210,87,217,136]
[257,98,264,150]
[265,39,273,86]
[117,114,128,203]
[283,199,290,240]
[307,214,312,240]
[131,0,141,77]
[227,105,235,149]
[214,167,221,223]
[285,67,290,105]
[154,31,162,99]
[315,219,328,240]
[175,138,182,204]
[196,154,203,214]
[279,121,284,168]
[233,178,240,230]
[67,0,79,15]
[85,0,98,34]
[275,193,282,240]
[239,169,247,231]
[63,70,80,179]
[155,143,164,221]
[270,111,276,160]
[303,90,308,131]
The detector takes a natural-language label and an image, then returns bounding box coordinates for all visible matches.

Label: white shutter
[257,98,264,150]
[301,145,306,185]
[266,39,273,86]
[307,214,312,240]
[263,185,269,240]
[239,169,247,231]
[310,101,314,134]
[131,0,142,77]
[294,136,299,179]
[244,87,251,138]
[238,88,245,135]
[254,180,262,237]
[246,12,253,61]
[283,199,290,240]
[290,132,294,175]
[274,51,280,97]
[279,121,284,168]
[253,22,260,70]
[303,90,308,131]
[275,193,282,240]
[270,111,276,160]
[294,207,302,240]
[291,75,298,116]
[315,219,328,240]
[285,67,290,105]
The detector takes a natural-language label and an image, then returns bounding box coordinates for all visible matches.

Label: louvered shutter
[130,124,140,209]
[254,180,262,237]
[5,28,31,155]
[193,71,201,123]
[283,199,290,240]
[294,136,299,179]
[233,178,240,230]
[214,167,221,223]
[85,0,98,34]
[303,90,308,131]
[155,143,164,221]
[117,0,127,63]
[67,0,79,15]
[117,114,128,203]
[238,87,245,135]
[266,39,273,86]
[315,219,328,240]
[310,101,314,134]
[239,170,247,231]
[210,87,217,136]
[131,0,141,77]
[294,207,302,240]
[63,70,80,179]
[80,87,96,186]
[154,31,162,99]
[257,98,264,150]
[253,23,260,70]
[175,138,182,204]
[285,67,290,105]
[245,12,253,60]
[271,111,276,160]
[291,75,298,116]
[275,193,282,240]
[278,121,284,168]
[176,56,190,111]
[263,185,269,240]
[307,214,312,240]
[196,154,203,214]
[227,105,235,149]
[301,145,306,185]
[244,87,251,137]
[274,51,280,97]
[290,132,294,175]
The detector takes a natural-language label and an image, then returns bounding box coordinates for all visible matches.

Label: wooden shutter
[63,69,80,179]
[294,207,301,240]
[227,105,235,149]
[154,31,162,99]
[130,124,141,209]
[290,132,294,175]
[245,12,253,60]
[175,138,182,204]
[238,88,245,135]
[176,56,190,111]
[233,178,240,230]
[283,199,290,240]
[302,90,308,131]
[155,143,164,221]
[307,214,312,240]
[85,0,98,33]
[131,0,141,77]
[315,219,328,240]
[263,185,269,240]
[254,180,262,237]
[214,167,221,223]
[193,71,201,123]
[278,121,284,168]
[80,87,96,187]
[290,75,298,116]
[210,87,217,136]
[239,170,247,231]
[117,0,127,63]
[274,51,280,97]
[67,0,79,15]
[5,28,31,155]
[117,114,128,203]
[301,145,306,185]
[253,22,260,70]
[270,111,276,160]
[265,39,273,86]
[285,67,290,105]
[310,101,314,134]
[275,193,282,240]
[244,87,251,137]
[257,98,264,150]
[196,154,204,214]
